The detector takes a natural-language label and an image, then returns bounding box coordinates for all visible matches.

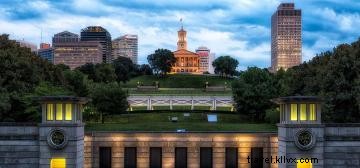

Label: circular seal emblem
[294,129,316,150]
[47,129,68,150]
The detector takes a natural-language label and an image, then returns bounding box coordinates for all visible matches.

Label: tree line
[0,34,151,122]
[232,39,360,123]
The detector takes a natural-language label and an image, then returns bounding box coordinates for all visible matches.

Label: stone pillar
[163,146,174,168]
[213,147,225,168]
[147,97,152,110]
[38,96,87,168]
[191,98,194,110]
[137,147,149,168]
[188,147,199,168]
[170,98,173,110]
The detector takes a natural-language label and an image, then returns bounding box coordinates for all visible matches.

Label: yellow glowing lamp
[297,161,312,168]
[51,158,66,168]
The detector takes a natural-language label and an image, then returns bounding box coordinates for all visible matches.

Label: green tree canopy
[232,67,278,121]
[147,49,176,76]
[91,83,128,123]
[112,57,137,83]
[0,34,67,122]
[212,56,239,77]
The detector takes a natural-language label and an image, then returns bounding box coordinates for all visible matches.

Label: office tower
[80,26,112,63]
[53,31,103,69]
[112,34,138,64]
[53,42,102,69]
[38,47,54,63]
[52,31,79,44]
[196,46,210,73]
[271,3,302,72]
[16,40,37,52]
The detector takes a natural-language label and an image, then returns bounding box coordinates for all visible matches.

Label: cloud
[0,0,360,69]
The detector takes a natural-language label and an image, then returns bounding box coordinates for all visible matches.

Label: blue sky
[1,0,360,69]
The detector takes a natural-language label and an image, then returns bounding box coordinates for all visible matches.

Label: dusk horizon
[1,0,360,69]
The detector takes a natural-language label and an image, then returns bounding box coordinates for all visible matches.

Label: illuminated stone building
[271,3,302,72]
[172,26,200,74]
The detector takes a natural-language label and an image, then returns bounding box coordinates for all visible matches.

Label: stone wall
[324,124,360,167]
[0,123,39,168]
[84,132,278,168]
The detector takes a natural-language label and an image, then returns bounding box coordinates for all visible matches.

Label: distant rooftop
[278,3,295,10]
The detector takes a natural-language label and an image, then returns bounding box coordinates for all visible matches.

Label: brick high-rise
[271,3,302,72]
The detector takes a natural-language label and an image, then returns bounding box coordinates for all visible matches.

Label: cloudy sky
[1,0,360,69]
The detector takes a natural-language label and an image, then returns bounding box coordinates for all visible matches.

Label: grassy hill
[85,112,277,132]
[121,74,234,88]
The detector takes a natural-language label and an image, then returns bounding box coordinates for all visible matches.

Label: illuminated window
[65,104,72,121]
[309,104,316,121]
[50,158,66,168]
[56,104,63,120]
[300,104,307,121]
[297,161,312,168]
[47,104,54,120]
[290,104,298,121]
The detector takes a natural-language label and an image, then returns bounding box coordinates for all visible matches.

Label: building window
[290,104,298,121]
[56,104,63,120]
[225,147,238,168]
[309,104,316,121]
[251,148,263,168]
[150,147,162,168]
[99,147,112,168]
[65,104,72,120]
[200,147,212,168]
[300,104,307,121]
[124,147,137,168]
[175,147,187,168]
[47,104,54,120]
[50,158,66,168]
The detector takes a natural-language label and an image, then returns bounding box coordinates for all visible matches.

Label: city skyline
[1,0,360,69]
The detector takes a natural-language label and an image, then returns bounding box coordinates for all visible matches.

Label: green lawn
[121,74,234,88]
[85,112,277,132]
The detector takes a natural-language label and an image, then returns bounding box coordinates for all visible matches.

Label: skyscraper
[38,46,54,63]
[271,3,302,72]
[52,31,79,43]
[53,31,103,69]
[112,34,138,64]
[195,46,210,73]
[80,26,112,63]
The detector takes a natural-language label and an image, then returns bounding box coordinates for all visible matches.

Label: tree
[76,63,96,81]
[212,56,239,77]
[94,63,116,83]
[112,57,137,83]
[91,83,128,123]
[0,34,66,122]
[147,49,176,76]
[232,67,278,121]
[138,64,153,75]
[63,70,90,97]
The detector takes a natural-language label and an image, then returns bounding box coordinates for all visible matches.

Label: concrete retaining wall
[0,123,39,168]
